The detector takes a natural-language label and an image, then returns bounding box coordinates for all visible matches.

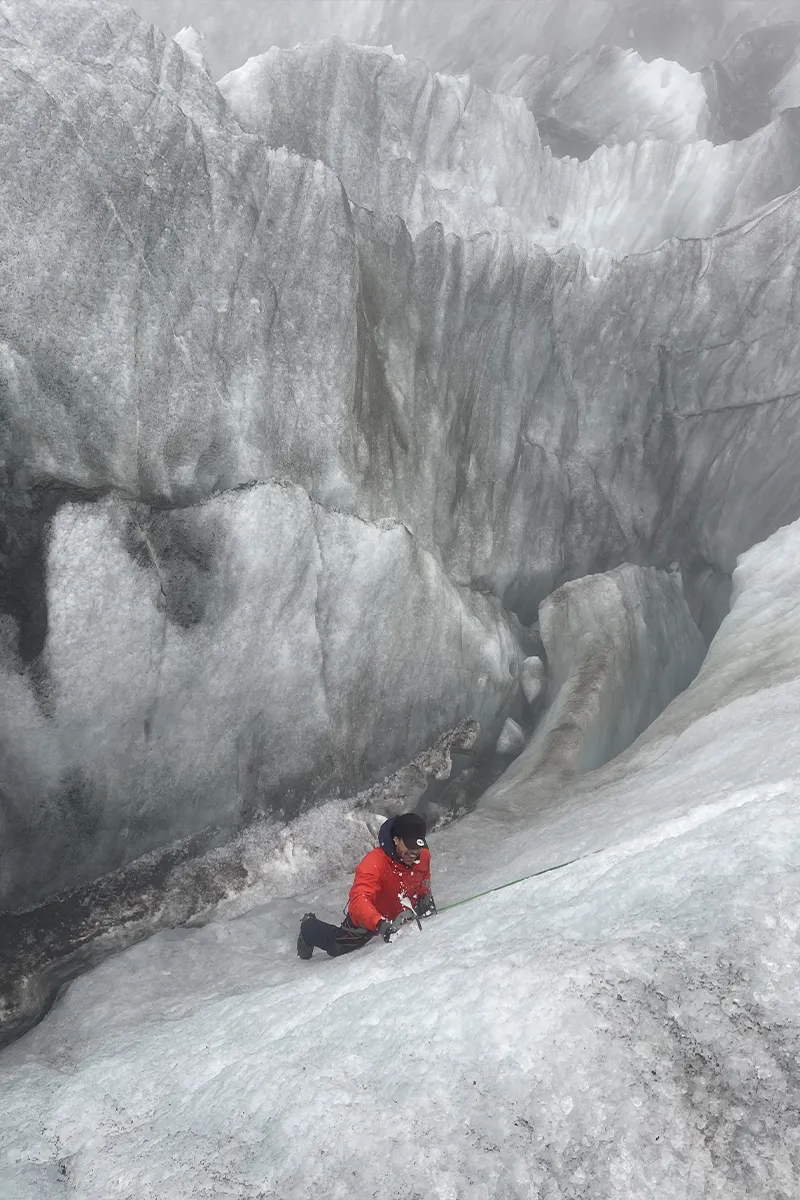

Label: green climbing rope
[438,856,580,913]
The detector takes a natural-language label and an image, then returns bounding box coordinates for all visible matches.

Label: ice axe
[395,896,423,932]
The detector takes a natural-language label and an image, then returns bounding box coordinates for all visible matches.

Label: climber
[296,812,437,958]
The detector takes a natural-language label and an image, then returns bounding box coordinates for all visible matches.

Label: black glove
[376,912,416,941]
[417,893,437,918]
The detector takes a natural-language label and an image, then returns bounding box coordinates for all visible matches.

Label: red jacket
[348,845,432,932]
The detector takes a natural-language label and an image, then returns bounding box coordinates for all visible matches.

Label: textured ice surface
[521,656,546,707]
[4,0,800,905]
[0,719,480,1043]
[173,25,211,75]
[495,717,526,757]
[484,565,706,798]
[771,42,800,110]
[704,21,800,141]
[500,25,800,155]
[0,484,520,907]
[138,2,800,165]
[497,47,711,148]
[220,39,787,264]
[3,2,798,592]
[536,565,706,773]
[619,516,800,745]
[2,520,799,1199]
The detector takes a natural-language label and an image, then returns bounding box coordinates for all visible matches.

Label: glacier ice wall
[137,1,800,168]
[219,39,793,262]
[482,565,707,803]
[500,23,800,154]
[3,0,800,906]
[1,483,520,908]
[704,21,800,140]
[497,47,711,151]
[0,0,524,908]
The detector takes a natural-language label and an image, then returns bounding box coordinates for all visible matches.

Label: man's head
[392,813,427,865]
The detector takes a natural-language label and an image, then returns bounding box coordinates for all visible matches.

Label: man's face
[395,836,422,866]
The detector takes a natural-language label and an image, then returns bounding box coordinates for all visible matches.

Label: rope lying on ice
[437,855,582,914]
[393,849,598,933]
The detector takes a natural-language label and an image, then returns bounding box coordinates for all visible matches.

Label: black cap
[393,812,427,849]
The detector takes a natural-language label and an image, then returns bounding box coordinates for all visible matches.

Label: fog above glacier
[131,0,800,81]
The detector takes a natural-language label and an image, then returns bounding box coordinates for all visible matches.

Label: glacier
[3,485,520,907]
[486,565,707,785]
[2,511,799,1199]
[496,47,712,150]
[219,39,770,262]
[1,0,800,1192]
[3,0,800,910]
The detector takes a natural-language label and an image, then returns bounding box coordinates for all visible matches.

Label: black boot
[297,912,316,959]
[298,913,376,957]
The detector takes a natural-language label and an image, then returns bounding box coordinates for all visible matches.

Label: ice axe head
[396,897,423,932]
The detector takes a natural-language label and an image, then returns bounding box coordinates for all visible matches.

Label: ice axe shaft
[397,899,422,932]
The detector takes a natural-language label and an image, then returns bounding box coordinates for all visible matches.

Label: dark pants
[301,913,376,957]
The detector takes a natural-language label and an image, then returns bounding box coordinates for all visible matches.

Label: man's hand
[376,911,418,941]
[417,893,437,918]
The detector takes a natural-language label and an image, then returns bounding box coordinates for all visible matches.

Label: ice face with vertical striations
[484,564,707,789]
[2,3,800,1191]
[496,46,712,150]
[3,0,800,912]
[1,481,522,910]
[220,38,799,265]
[173,25,211,75]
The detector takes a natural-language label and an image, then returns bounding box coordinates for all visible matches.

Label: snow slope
[2,520,799,1198]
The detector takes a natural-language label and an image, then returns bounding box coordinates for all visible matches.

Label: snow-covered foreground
[3,524,800,1199]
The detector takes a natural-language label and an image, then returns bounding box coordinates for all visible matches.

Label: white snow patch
[173,26,211,76]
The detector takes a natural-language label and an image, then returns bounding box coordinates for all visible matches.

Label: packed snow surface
[2,521,800,1197]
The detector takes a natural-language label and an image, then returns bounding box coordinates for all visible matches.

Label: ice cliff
[220,39,796,261]
[486,565,707,786]
[3,0,800,910]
